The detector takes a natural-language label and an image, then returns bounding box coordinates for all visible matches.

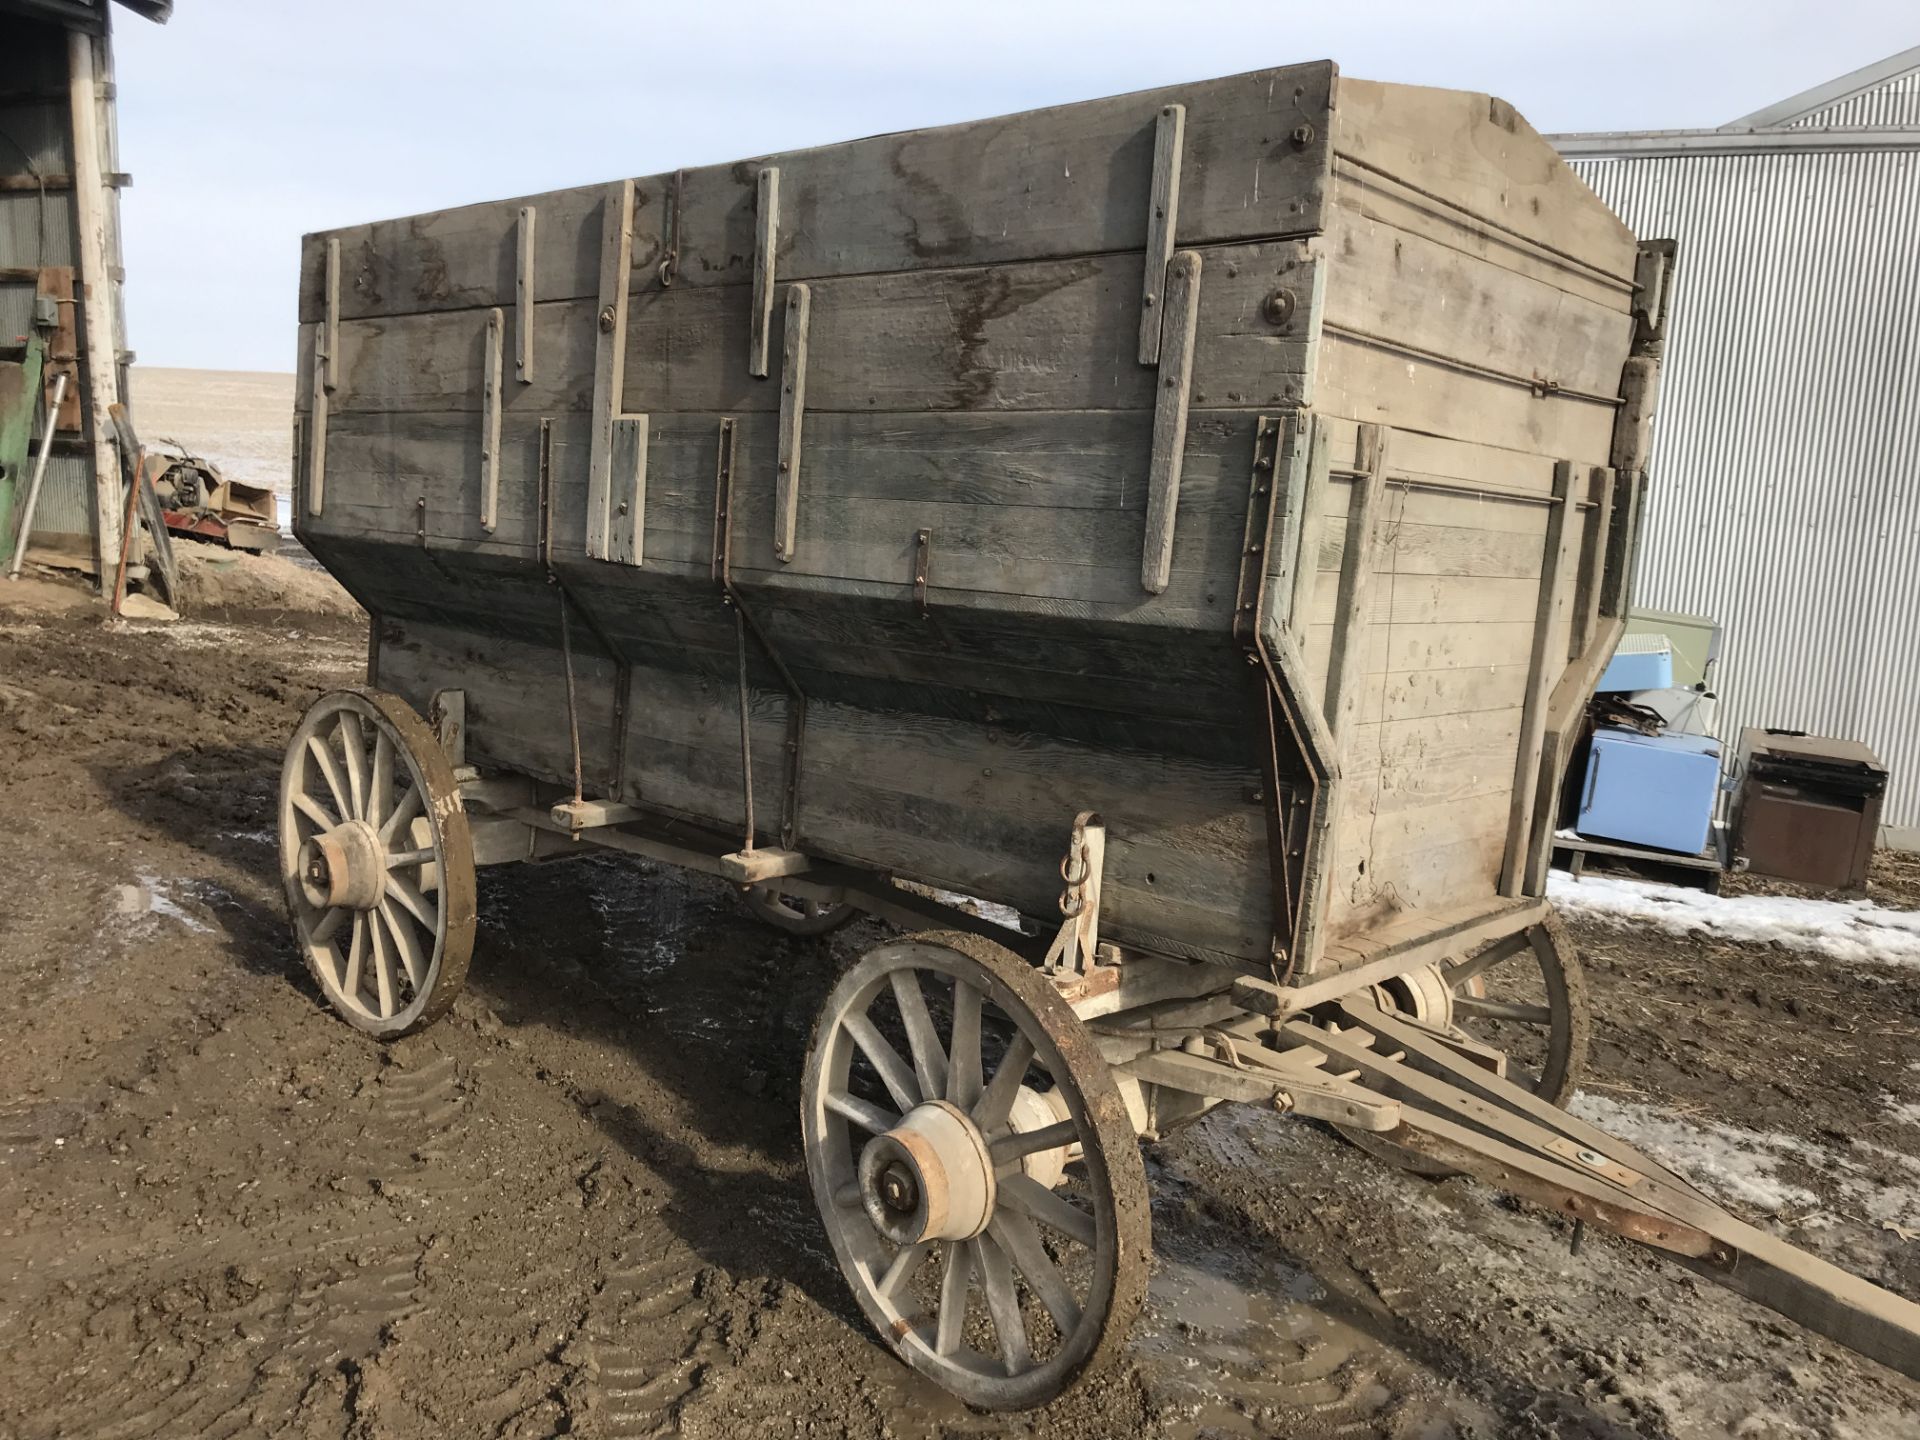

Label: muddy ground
[2,578,1918,1440]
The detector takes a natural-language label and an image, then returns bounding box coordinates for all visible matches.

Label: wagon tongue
[1264,997,1920,1381]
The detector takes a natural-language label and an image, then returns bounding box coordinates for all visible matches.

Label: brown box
[1734,730,1887,890]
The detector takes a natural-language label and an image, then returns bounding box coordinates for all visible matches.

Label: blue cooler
[1577,729,1722,855]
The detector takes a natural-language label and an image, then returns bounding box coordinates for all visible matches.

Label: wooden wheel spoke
[1443,933,1529,988]
[973,1032,1035,1130]
[975,1231,1033,1376]
[990,1211,1081,1338]
[989,1118,1077,1167]
[368,729,394,829]
[385,848,435,870]
[305,734,350,819]
[935,1240,973,1357]
[843,1012,921,1114]
[890,970,949,1102]
[342,912,366,998]
[947,979,983,1109]
[998,1173,1096,1248]
[386,869,439,936]
[336,713,369,820]
[378,785,423,847]
[309,904,347,945]
[378,897,427,990]
[368,905,397,1016]
[878,1242,932,1301]
[825,1090,899,1135]
[292,792,338,833]
[1452,996,1552,1025]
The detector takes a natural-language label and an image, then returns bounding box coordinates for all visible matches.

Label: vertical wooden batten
[607,416,649,565]
[1138,103,1185,365]
[516,205,537,384]
[1140,250,1202,594]
[1322,423,1389,739]
[479,308,504,533]
[1287,419,1332,636]
[306,238,339,519]
[587,179,636,560]
[1500,460,1579,897]
[774,283,811,562]
[750,167,781,378]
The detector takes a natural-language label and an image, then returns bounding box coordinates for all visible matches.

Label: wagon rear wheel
[1337,916,1590,1175]
[801,931,1149,1410]
[743,886,857,936]
[278,688,476,1039]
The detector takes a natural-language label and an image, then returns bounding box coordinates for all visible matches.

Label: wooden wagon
[279,61,1920,1407]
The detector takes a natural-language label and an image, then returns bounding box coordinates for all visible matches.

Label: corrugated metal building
[0,0,169,580]
[1554,47,1920,846]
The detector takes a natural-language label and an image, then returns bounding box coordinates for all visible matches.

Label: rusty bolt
[1262,288,1296,327]
[598,305,616,333]
[1290,123,1315,149]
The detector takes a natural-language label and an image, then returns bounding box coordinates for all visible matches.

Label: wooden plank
[607,415,649,565]
[749,166,779,378]
[516,204,536,383]
[1140,250,1201,594]
[297,183,613,324]
[1286,417,1331,638]
[479,307,504,533]
[1321,208,1633,402]
[1568,467,1615,660]
[1322,424,1388,737]
[307,327,329,516]
[322,237,340,393]
[1499,461,1577,896]
[587,179,635,561]
[774,283,810,561]
[1331,80,1638,288]
[623,239,1315,417]
[1137,103,1184,365]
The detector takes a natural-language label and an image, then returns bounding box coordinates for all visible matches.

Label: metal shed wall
[1565,140,1920,842]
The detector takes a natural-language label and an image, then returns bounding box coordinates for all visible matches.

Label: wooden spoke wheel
[1338,915,1591,1174]
[278,689,476,1038]
[801,931,1149,1410]
[744,886,857,936]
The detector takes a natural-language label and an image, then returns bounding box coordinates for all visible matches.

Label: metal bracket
[712,416,808,849]
[1042,811,1106,977]
[912,527,931,617]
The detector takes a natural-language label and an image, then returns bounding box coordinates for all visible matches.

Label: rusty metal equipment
[273,62,1920,1407]
[1736,729,1888,891]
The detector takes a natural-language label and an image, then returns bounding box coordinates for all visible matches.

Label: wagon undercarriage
[278,701,1920,1405]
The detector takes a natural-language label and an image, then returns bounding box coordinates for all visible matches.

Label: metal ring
[1059,888,1084,919]
[1060,845,1090,887]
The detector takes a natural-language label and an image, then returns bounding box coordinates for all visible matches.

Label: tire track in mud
[577,1235,721,1438]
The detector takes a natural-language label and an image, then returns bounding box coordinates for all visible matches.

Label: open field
[0,576,1917,1439]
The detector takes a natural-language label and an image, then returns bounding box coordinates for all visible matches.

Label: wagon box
[277,61,1920,1407]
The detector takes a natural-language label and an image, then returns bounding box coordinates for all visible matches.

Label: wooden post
[67,29,121,588]
[587,179,635,561]
[1140,250,1201,594]
[1500,461,1579,897]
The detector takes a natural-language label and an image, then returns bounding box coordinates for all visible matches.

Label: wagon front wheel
[278,688,476,1038]
[743,886,857,936]
[801,931,1150,1409]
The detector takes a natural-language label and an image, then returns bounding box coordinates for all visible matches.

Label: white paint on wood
[1138,103,1185,365]
[1140,250,1201,594]
[775,283,811,562]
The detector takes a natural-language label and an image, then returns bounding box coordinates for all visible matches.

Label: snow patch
[1568,1093,1819,1213]
[1548,871,1920,971]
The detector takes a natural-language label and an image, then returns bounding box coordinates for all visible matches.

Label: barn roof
[1726,42,1920,128]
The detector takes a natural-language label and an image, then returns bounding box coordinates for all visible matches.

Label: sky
[110,0,1918,373]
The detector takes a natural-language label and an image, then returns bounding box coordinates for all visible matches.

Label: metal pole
[6,373,68,581]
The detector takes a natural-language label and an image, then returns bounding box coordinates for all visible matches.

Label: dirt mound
[170,545,361,618]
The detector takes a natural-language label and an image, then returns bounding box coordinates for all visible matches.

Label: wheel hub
[1007,1084,1075,1190]
[1371,962,1456,1027]
[297,821,386,911]
[858,1100,996,1246]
